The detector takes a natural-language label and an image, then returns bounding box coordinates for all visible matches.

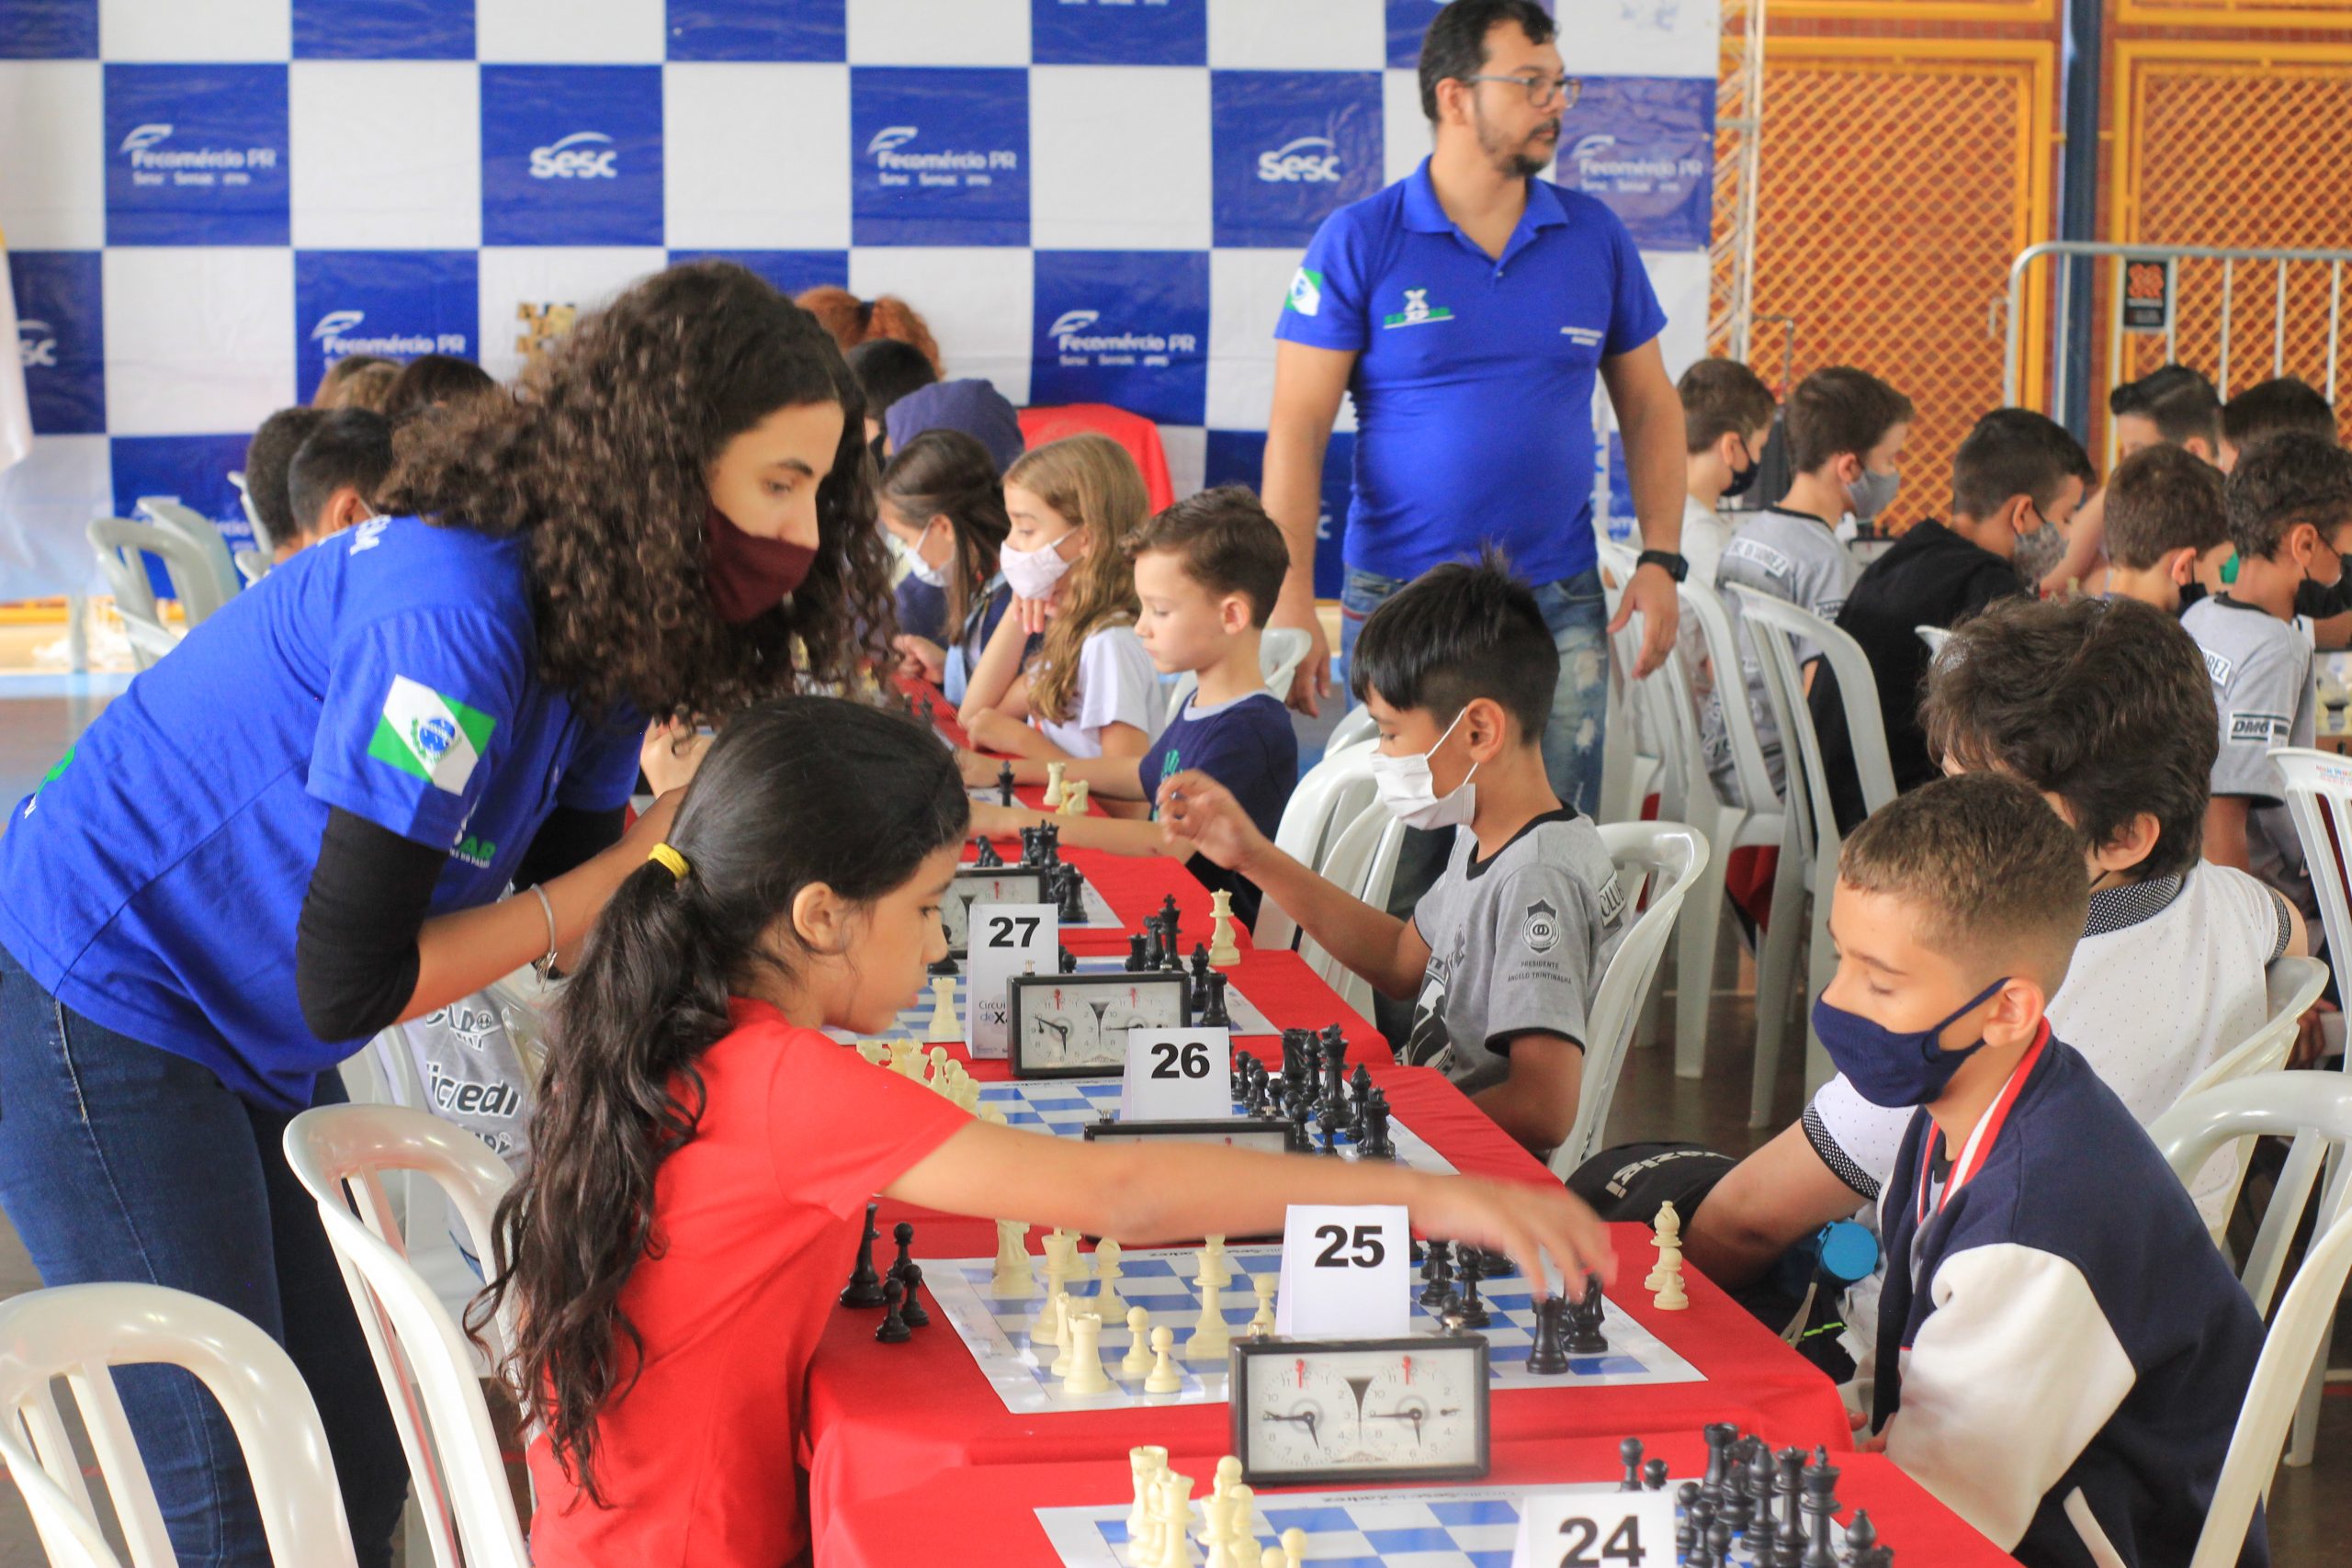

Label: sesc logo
[529,130,617,180]
[1257,135,1343,185]
[17,320,56,370]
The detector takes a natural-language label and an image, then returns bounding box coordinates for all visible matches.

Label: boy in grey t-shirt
[1700,367,1911,804]
[1157,557,1626,1154]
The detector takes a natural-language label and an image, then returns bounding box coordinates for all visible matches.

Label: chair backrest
[1732,589,1896,868]
[234,547,272,587]
[1915,625,1950,656]
[1549,822,1710,1175]
[135,496,243,612]
[2177,955,2330,1107]
[1167,626,1319,716]
[2155,1074,2352,1568]
[86,518,208,668]
[1679,577,1780,815]
[1257,741,1379,950]
[1593,538,1688,826]
[2270,749,2352,1023]
[1301,803,1408,1021]
[230,468,274,556]
[1327,703,1379,755]
[0,1282,360,1568]
[283,1105,527,1568]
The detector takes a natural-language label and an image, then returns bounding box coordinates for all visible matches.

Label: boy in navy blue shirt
[1821,772,2264,1568]
[967,488,1296,924]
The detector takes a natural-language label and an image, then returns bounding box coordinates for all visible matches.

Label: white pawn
[1144,1325,1183,1393]
[1094,1237,1126,1316]
[1043,760,1066,808]
[1032,1248,1070,1340]
[1208,888,1241,968]
[1247,1275,1277,1336]
[1063,1311,1113,1396]
[992,1219,1036,1295]
[1225,1483,1260,1562]
[926,1045,951,1088]
[923,976,960,1043]
[1187,1269,1232,1360]
[1260,1552,1283,1568]
[1049,1291,1078,1373]
[1280,1527,1307,1568]
[1120,1306,1155,1376]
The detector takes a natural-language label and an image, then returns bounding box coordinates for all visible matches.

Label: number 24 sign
[1510,1494,1677,1568]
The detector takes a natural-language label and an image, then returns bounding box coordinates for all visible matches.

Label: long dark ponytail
[469,696,968,1502]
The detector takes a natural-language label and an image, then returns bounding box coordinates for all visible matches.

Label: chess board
[923,1244,1700,1416]
[976,1079,1446,1171]
[834,961,1278,1045]
[1035,1482,1854,1567]
[952,852,1124,929]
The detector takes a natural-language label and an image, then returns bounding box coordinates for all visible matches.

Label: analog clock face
[1022,985,1182,1066]
[1245,1348,1480,1472]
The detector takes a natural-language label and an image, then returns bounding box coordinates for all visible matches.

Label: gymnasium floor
[0,668,2344,1563]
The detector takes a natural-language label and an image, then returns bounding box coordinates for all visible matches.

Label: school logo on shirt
[1286,267,1324,317]
[1523,898,1560,954]
[23,744,75,816]
[1381,288,1454,330]
[2229,710,2291,744]
[369,676,496,795]
[452,833,498,869]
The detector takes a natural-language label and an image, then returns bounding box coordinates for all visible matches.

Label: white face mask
[895,525,947,588]
[1369,706,1480,830]
[1000,533,1075,601]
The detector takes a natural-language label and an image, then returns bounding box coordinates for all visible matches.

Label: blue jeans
[0,944,404,1568]
[1339,563,1611,816]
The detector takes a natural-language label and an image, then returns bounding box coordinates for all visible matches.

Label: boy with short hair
[2221,376,2336,472]
[1687,594,2301,1289]
[242,405,326,558]
[2101,444,2232,614]
[2111,363,2223,462]
[1677,357,1779,590]
[281,409,393,560]
[1826,772,2267,1568]
[1159,558,1626,1153]
[969,487,1297,924]
[1703,366,1912,802]
[1810,408,2086,831]
[2186,431,2352,917]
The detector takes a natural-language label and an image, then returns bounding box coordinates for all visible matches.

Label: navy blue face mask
[1812,977,2008,1108]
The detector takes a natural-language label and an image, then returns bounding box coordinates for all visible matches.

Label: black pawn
[1452,1247,1491,1328]
[1685,1497,1718,1567]
[997,761,1014,807]
[1055,863,1085,924]
[875,1275,912,1343]
[1189,943,1212,1006]
[1643,1458,1668,1492]
[1125,932,1148,972]
[840,1201,886,1307]
[1675,1483,1702,1557]
[890,1220,915,1282]
[1707,1520,1735,1567]
[1418,1240,1454,1308]
[1528,1301,1571,1378]
[1361,1090,1396,1161]
[1058,942,1079,974]
[1566,1272,1609,1354]
[895,1260,931,1329]
[1841,1510,1878,1565]
[1617,1436,1644,1491]
[1201,970,1232,1030]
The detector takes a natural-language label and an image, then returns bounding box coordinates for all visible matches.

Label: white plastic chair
[2171,956,2334,1246]
[2153,1070,2352,1492]
[135,496,243,607]
[1254,740,1379,952]
[230,468,274,557]
[1549,821,1710,1176]
[1327,703,1378,755]
[1915,625,1950,657]
[0,1282,360,1568]
[284,1104,528,1568]
[1733,590,1897,1124]
[1672,579,1787,1079]
[1165,626,1318,716]
[1593,539,1662,829]
[234,547,272,586]
[1301,803,1408,1021]
[87,518,220,668]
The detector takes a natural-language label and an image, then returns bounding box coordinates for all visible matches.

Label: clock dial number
[1312,1224,1387,1269]
[1556,1516,1647,1568]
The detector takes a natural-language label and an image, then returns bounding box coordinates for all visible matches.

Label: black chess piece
[1141,918,1164,972]
[1566,1272,1609,1354]
[1188,943,1212,1004]
[1642,1458,1668,1492]
[1158,894,1181,953]
[928,953,959,976]
[1316,1120,1340,1156]
[840,1201,887,1307]
[1125,931,1148,972]
[1360,1090,1396,1160]
[1840,1510,1877,1566]
[1286,1095,1311,1151]
[1038,822,1061,864]
[890,1220,915,1281]
[1523,1297,1571,1375]
[1201,970,1232,1030]
[1452,1247,1491,1327]
[1720,1449,1754,1540]
[1055,862,1086,924]
[1707,1520,1735,1568]
[895,1260,932,1329]
[1418,1240,1454,1308]
[1675,1483,1702,1557]
[1685,1497,1718,1567]
[1617,1437,1645,1491]
[973,836,1002,868]
[997,761,1015,807]
[1801,1457,1841,1568]
[1017,825,1037,867]
[875,1275,912,1343]
[1746,1443,1778,1543]
[1058,942,1079,974]
[1700,1422,1736,1495]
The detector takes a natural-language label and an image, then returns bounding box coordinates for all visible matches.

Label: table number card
[1274,1204,1409,1338]
[1509,1490,1678,1568]
[1119,1028,1232,1121]
[966,903,1056,1057]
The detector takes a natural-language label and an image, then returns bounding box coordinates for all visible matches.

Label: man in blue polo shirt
[1265,0,1688,818]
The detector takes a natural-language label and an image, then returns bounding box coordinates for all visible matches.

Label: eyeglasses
[1459,73,1581,109]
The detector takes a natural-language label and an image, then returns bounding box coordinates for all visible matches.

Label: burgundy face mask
[705,503,818,623]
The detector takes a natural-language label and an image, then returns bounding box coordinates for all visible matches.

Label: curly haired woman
[0,259,893,1568]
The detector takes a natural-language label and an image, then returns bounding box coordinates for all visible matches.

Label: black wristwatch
[1635,549,1689,582]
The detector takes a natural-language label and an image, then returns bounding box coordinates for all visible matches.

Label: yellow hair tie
[648,842,691,882]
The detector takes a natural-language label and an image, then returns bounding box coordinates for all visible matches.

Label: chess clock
[1227,1336,1491,1487]
[943,868,1047,959]
[1083,1116,1297,1152]
[1007,972,1190,1077]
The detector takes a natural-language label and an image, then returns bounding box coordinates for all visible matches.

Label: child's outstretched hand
[968,802,1028,840]
[956,748,1002,787]
[1415,1174,1618,1296]
[1155,769,1267,871]
[966,709,1030,756]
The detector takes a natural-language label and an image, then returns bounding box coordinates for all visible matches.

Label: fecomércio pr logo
[1031,252,1207,425]
[293,251,481,403]
[851,68,1030,247]
[104,64,290,245]
[1555,77,1714,252]
[1211,72,1382,248]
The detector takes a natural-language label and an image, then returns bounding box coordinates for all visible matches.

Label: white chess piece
[1032,1250,1071,1340]
[1156,1472,1197,1568]
[1144,1325,1183,1393]
[854,1040,888,1067]
[923,976,960,1043]
[992,1220,1036,1295]
[1247,1275,1277,1336]
[1043,760,1066,809]
[1121,1307,1155,1376]
[1049,1291,1078,1373]
[1186,1267,1232,1360]
[1093,1237,1125,1315]
[1198,1235,1232,1290]
[926,1045,950,1088]
[1652,1251,1689,1311]
[1646,1201,1681,1292]
[1060,778,1090,817]
[1208,889,1241,968]
[1062,1311,1114,1396]
[1280,1526,1307,1568]
[1225,1483,1259,1562]
[888,1040,921,1078]
[1051,1227,1091,1280]
[1260,1551,1283,1568]
[1128,1447,1169,1552]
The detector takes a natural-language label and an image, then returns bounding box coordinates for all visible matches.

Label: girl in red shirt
[475,695,1612,1568]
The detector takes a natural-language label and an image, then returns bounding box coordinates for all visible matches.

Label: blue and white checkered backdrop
[0,0,1716,602]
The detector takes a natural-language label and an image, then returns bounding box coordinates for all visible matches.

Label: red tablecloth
[819,1436,2014,1567]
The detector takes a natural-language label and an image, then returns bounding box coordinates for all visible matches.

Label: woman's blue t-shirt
[0,516,643,1110]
